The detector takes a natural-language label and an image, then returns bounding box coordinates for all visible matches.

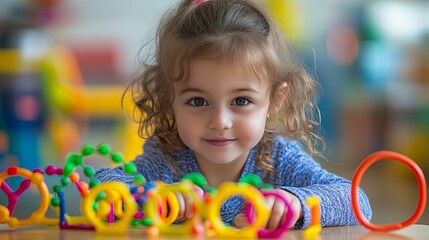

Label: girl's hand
[234,189,303,229]
[174,186,204,221]
[174,190,194,221]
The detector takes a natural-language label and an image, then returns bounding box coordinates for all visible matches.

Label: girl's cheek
[236,117,267,143]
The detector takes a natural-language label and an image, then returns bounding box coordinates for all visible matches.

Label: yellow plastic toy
[304,196,322,239]
[205,182,270,238]
[81,182,137,234]
[143,180,204,235]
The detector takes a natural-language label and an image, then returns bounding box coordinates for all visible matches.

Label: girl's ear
[269,82,288,115]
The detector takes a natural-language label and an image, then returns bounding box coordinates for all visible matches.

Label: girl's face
[172,58,271,166]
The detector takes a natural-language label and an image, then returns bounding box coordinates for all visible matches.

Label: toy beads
[351,151,427,231]
[43,164,96,230]
[63,144,146,190]
[55,144,146,230]
[181,172,208,189]
[50,144,145,209]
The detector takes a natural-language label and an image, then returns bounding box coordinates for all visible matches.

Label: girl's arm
[276,140,372,229]
[93,166,134,186]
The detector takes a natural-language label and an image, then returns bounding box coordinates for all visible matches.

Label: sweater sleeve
[275,140,372,229]
[93,165,134,186]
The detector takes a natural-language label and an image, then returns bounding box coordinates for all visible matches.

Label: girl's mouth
[205,139,236,147]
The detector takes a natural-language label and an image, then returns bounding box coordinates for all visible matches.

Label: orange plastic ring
[351,151,427,231]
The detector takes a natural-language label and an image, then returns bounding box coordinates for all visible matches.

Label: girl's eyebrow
[234,88,260,94]
[179,87,204,95]
[179,87,260,95]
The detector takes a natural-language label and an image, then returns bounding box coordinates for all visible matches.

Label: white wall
[55,0,180,78]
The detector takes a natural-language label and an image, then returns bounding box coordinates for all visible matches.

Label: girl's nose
[208,108,232,130]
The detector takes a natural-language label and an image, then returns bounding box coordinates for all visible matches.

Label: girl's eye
[232,97,251,106]
[186,97,207,107]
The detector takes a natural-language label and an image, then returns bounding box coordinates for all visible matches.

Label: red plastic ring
[351,151,427,231]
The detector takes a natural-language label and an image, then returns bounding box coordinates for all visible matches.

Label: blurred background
[0,0,428,226]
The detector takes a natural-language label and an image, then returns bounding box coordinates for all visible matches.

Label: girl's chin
[201,153,246,165]
[207,160,236,165]
[200,157,234,165]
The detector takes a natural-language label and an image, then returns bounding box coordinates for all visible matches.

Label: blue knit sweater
[93,135,372,229]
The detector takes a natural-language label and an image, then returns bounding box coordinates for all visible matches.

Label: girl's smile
[204,138,237,147]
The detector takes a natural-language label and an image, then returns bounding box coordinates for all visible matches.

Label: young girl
[94,0,372,230]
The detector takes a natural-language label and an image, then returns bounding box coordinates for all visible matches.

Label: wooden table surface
[0,224,427,240]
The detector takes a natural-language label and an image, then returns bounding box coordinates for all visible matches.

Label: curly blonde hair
[126,0,323,180]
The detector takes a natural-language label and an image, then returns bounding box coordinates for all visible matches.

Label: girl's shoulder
[142,136,163,153]
[136,137,189,183]
[270,135,313,162]
[270,135,318,173]
[142,137,189,158]
[272,135,302,152]
[134,137,169,170]
[140,136,196,172]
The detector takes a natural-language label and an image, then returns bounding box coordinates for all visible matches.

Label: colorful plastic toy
[143,180,204,236]
[0,167,51,228]
[1,144,427,239]
[304,196,321,239]
[82,182,137,234]
[45,164,94,230]
[255,190,295,238]
[351,150,427,231]
[205,181,270,238]
[55,143,145,230]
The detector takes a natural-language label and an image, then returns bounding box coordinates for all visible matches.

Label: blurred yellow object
[38,46,144,161]
[84,85,123,116]
[38,46,89,158]
[0,50,22,73]
[263,0,301,41]
[123,119,144,161]
[0,49,40,73]
[401,130,429,179]
[84,85,144,161]
[39,46,88,115]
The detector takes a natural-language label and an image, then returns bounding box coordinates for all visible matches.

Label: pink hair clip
[192,0,207,4]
